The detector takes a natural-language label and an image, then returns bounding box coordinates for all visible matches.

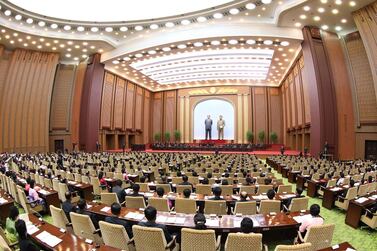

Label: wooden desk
[345,192,377,228]
[37,188,60,214]
[317,242,355,251]
[0,189,14,224]
[68,182,94,201]
[281,167,289,178]
[28,214,119,251]
[287,171,301,183]
[307,179,327,198]
[296,175,309,191]
[322,187,346,210]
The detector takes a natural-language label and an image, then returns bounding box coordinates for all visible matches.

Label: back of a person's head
[30,179,35,188]
[111,202,121,215]
[310,204,320,217]
[207,173,212,179]
[267,189,275,199]
[133,183,140,193]
[245,177,252,184]
[15,219,27,239]
[221,180,229,185]
[140,176,146,183]
[202,178,209,184]
[65,191,72,201]
[193,213,206,229]
[116,179,122,187]
[240,191,248,200]
[296,187,303,195]
[98,171,104,179]
[182,175,188,182]
[350,179,355,187]
[144,206,157,221]
[156,187,165,197]
[9,205,19,221]
[77,199,87,210]
[213,186,222,197]
[264,178,272,185]
[183,188,191,198]
[240,217,254,233]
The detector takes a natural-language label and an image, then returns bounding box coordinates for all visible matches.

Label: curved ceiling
[8,0,235,22]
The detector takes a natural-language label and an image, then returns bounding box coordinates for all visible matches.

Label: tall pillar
[79,54,105,152]
[301,27,338,157]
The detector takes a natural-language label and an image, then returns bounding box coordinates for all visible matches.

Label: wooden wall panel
[113,78,125,129]
[164,91,176,139]
[100,72,115,129]
[269,88,282,142]
[143,91,150,142]
[294,68,303,126]
[289,77,296,127]
[135,87,143,130]
[253,87,268,143]
[301,62,311,124]
[0,49,58,152]
[125,83,135,129]
[152,93,163,136]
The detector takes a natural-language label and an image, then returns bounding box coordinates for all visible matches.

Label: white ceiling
[0,0,373,91]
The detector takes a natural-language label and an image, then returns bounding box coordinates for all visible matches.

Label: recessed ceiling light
[295,22,302,27]
[38,21,45,27]
[229,8,239,15]
[194,42,203,47]
[148,50,156,55]
[261,0,272,4]
[66,54,71,58]
[335,0,342,5]
[303,6,310,11]
[245,3,256,10]
[135,53,143,58]
[246,39,256,45]
[320,0,328,3]
[318,7,325,13]
[123,57,131,61]
[332,9,339,14]
[64,25,71,31]
[112,60,120,64]
[280,41,290,46]
[181,19,190,25]
[4,10,11,16]
[134,25,143,31]
[211,40,221,46]
[197,16,207,22]
[229,39,238,45]
[82,54,88,58]
[263,40,273,45]
[177,44,187,49]
[162,47,171,52]
[349,1,356,6]
[150,24,159,30]
[313,16,321,21]
[165,22,175,28]
[321,25,329,30]
[91,27,99,32]
[77,26,85,32]
[15,14,22,20]
[300,14,307,19]
[335,26,342,31]
[341,19,347,23]
[105,27,113,32]
[37,45,42,49]
[120,26,128,32]
[26,18,33,24]
[51,23,58,29]
[213,13,223,19]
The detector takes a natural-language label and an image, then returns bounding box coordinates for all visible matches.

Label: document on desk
[0,197,8,204]
[144,192,155,197]
[252,195,268,200]
[26,224,39,235]
[330,187,343,191]
[36,231,62,247]
[355,197,368,203]
[293,214,312,224]
[125,212,145,220]
[206,219,220,227]
[175,217,185,224]
[156,215,168,223]
[38,189,50,195]
[280,194,296,199]
[100,206,111,212]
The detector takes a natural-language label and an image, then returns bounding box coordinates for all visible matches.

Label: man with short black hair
[105,202,133,237]
[138,206,173,242]
[210,187,222,200]
[112,179,126,204]
[76,199,99,229]
[62,191,76,221]
[240,217,254,233]
[183,188,191,198]
[267,189,275,200]
[179,175,193,188]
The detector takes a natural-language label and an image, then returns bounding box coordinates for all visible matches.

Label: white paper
[166,217,176,224]
[38,189,50,195]
[75,184,82,187]
[144,192,154,197]
[293,214,312,224]
[252,195,268,200]
[345,248,356,251]
[100,206,111,212]
[156,215,168,223]
[280,194,296,199]
[355,197,368,203]
[175,217,185,224]
[26,224,39,235]
[125,212,144,220]
[206,219,219,227]
[331,187,342,191]
[36,231,62,247]
[87,204,93,209]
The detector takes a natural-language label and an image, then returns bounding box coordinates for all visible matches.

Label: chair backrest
[239,186,256,195]
[17,187,31,214]
[327,179,337,187]
[171,177,182,184]
[0,232,11,251]
[126,196,146,209]
[225,233,263,251]
[234,201,257,215]
[70,212,97,240]
[204,200,227,215]
[277,185,292,193]
[148,197,170,212]
[181,228,217,251]
[52,179,59,191]
[132,225,167,251]
[259,200,281,214]
[304,224,335,250]
[75,173,82,183]
[100,193,119,205]
[44,178,53,189]
[196,184,212,195]
[358,184,369,196]
[188,176,199,185]
[176,185,192,194]
[275,243,312,251]
[58,182,69,201]
[91,177,102,195]
[257,185,273,194]
[99,221,130,250]
[136,183,150,192]
[289,197,309,212]
[155,184,171,193]
[175,198,197,214]
[220,185,234,196]
[345,187,358,200]
[50,205,69,229]
[82,175,90,184]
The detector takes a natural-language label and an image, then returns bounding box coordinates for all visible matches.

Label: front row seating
[181,228,221,251]
[133,225,177,251]
[224,232,268,251]
[99,221,134,251]
[361,210,377,229]
[275,243,312,251]
[296,224,335,250]
[70,212,103,244]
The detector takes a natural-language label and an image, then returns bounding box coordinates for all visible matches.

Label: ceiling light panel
[130,48,274,85]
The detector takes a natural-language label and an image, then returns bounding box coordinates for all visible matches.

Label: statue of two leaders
[204,115,225,140]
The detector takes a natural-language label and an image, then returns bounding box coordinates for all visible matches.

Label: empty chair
[288,197,309,212]
[233,201,257,215]
[358,184,369,196]
[334,187,358,210]
[297,224,335,250]
[126,196,146,209]
[257,185,273,195]
[156,184,171,193]
[258,200,281,214]
[99,221,134,250]
[368,182,377,193]
[225,232,267,251]
[52,179,60,192]
[148,197,170,212]
[91,177,103,197]
[196,184,212,195]
[360,209,377,229]
[274,243,312,251]
[132,225,177,251]
[70,212,102,244]
[175,199,197,214]
[44,178,53,189]
[101,192,120,205]
[277,185,292,193]
[181,228,221,251]
[176,185,192,194]
[50,205,71,230]
[220,185,234,196]
[204,200,227,215]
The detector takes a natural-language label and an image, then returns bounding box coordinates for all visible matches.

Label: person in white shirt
[299,204,324,235]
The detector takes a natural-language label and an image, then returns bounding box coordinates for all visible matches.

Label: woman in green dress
[5,206,19,243]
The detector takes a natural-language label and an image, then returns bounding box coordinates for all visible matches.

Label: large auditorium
[0,0,376,250]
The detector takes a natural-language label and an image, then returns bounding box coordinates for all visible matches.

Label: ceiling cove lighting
[130,48,274,85]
